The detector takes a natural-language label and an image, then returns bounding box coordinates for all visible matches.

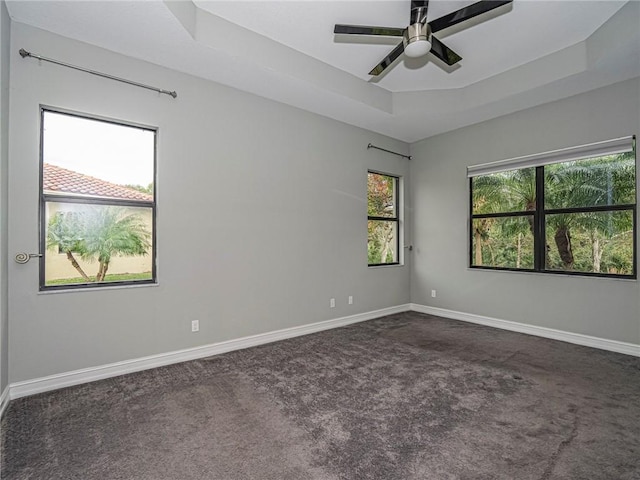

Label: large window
[469,138,636,278]
[40,108,156,290]
[368,171,399,266]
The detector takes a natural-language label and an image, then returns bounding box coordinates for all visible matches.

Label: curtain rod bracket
[19,48,177,99]
[367,143,411,160]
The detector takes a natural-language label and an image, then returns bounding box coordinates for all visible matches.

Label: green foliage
[472,217,534,269]
[79,207,150,265]
[47,211,85,253]
[45,271,152,286]
[124,183,154,195]
[47,206,151,283]
[368,220,396,264]
[368,173,397,264]
[472,153,635,274]
[472,167,536,215]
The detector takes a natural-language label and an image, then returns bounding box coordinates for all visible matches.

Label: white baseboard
[0,386,9,418]
[411,303,640,357]
[6,303,637,405]
[9,304,411,400]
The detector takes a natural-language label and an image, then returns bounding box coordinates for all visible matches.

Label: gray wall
[0,0,10,394]
[410,77,640,344]
[6,18,638,388]
[8,23,410,383]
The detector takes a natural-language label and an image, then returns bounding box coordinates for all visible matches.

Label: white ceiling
[6,1,640,143]
[195,0,622,91]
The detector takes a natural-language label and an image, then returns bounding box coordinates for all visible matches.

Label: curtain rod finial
[19,48,30,58]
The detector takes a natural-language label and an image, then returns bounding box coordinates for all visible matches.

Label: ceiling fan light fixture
[404,39,432,58]
[335,0,513,76]
[403,23,432,58]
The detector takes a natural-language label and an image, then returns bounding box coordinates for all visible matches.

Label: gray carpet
[2,312,640,480]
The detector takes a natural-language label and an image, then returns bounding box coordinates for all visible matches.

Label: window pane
[471,216,534,269]
[44,202,153,286]
[43,111,155,199]
[545,210,634,275]
[545,153,636,209]
[368,220,397,264]
[368,172,396,218]
[472,167,536,215]
[41,110,156,289]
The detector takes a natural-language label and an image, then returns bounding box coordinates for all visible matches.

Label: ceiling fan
[334,0,513,76]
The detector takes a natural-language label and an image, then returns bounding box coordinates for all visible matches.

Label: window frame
[39,106,158,291]
[469,151,637,280]
[368,170,400,267]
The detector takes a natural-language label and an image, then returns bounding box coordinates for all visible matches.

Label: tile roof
[43,163,153,202]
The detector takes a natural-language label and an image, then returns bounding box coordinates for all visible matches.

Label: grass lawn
[46,272,153,286]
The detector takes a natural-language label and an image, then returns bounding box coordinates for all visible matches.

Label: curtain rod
[19,48,177,99]
[367,143,411,160]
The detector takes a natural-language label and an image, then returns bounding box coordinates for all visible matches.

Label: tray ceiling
[6,1,640,142]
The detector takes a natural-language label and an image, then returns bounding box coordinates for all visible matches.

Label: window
[368,171,399,266]
[40,108,156,289]
[469,138,636,278]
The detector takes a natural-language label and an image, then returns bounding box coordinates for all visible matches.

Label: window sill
[38,282,160,295]
[368,263,403,269]
[468,266,637,282]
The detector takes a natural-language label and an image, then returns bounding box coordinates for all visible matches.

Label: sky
[43,111,155,187]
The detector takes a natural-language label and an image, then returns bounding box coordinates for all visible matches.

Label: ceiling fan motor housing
[334,0,513,75]
[403,23,432,57]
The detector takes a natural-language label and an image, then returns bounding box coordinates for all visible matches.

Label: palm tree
[471,173,505,265]
[472,168,536,266]
[47,206,151,282]
[47,211,91,281]
[545,153,635,270]
[472,153,635,272]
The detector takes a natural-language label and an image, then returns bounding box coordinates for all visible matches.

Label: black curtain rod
[367,143,411,160]
[19,48,177,99]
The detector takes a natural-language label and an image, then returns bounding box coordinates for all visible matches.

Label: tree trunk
[96,263,104,282]
[103,261,109,281]
[379,242,390,264]
[96,261,109,282]
[65,251,91,281]
[474,229,483,266]
[591,231,602,273]
[526,200,536,234]
[379,225,394,263]
[516,233,522,269]
[554,227,574,269]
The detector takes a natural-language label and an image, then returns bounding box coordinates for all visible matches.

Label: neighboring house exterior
[43,163,153,283]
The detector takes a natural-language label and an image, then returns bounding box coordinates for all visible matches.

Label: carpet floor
[2,312,640,480]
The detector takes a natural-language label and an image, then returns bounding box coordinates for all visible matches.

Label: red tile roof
[43,163,153,202]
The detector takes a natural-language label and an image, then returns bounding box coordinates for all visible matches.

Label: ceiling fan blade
[429,36,462,65]
[410,0,429,25]
[334,24,405,36]
[369,42,405,76]
[429,0,513,34]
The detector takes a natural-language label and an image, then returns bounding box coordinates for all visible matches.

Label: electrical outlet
[348,296,353,305]
[330,298,336,308]
[191,319,199,332]
[431,290,437,298]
